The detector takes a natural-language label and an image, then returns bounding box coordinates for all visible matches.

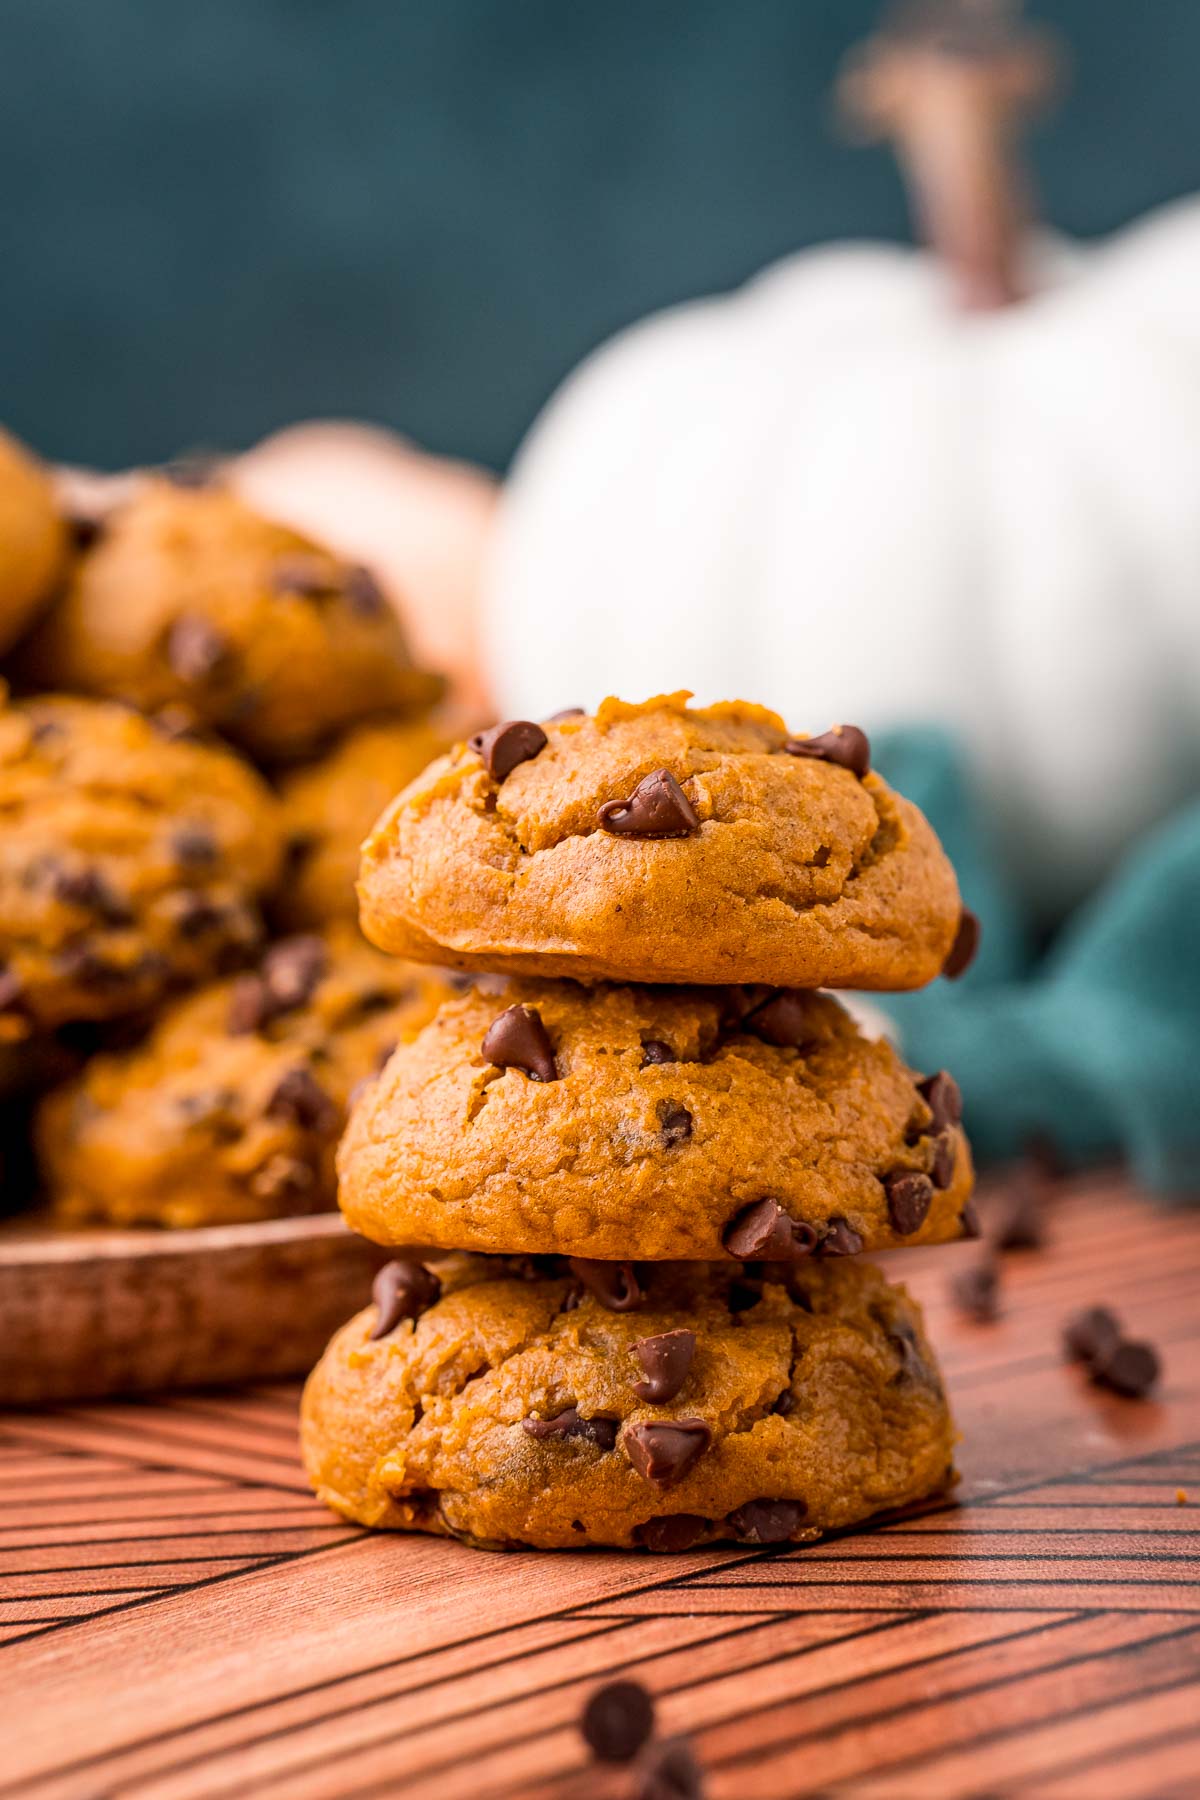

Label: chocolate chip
[249,1153,318,1205]
[262,935,327,1011]
[726,1498,807,1544]
[658,1101,693,1147]
[887,1317,938,1388]
[885,1171,934,1236]
[960,1196,982,1239]
[991,1161,1048,1250]
[271,557,338,599]
[783,724,870,778]
[771,1387,796,1416]
[172,826,218,868]
[51,865,132,926]
[1092,1340,1160,1399]
[1063,1305,1123,1367]
[623,1420,711,1489]
[633,1515,709,1553]
[469,719,548,783]
[930,1131,957,1189]
[640,1039,676,1066]
[369,1258,441,1339]
[917,1069,962,1131]
[598,768,700,838]
[633,1330,695,1403]
[522,1407,618,1450]
[55,944,131,990]
[481,1003,557,1082]
[567,1258,644,1312]
[581,1679,655,1763]
[723,1197,818,1261]
[545,706,585,723]
[820,1216,864,1257]
[742,989,813,1049]
[943,908,981,980]
[950,1255,1000,1322]
[266,1066,337,1133]
[227,974,269,1034]
[166,613,231,684]
[342,564,387,616]
[631,1736,704,1800]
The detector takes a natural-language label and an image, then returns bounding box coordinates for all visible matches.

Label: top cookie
[18,473,444,763]
[0,428,68,657]
[359,693,963,989]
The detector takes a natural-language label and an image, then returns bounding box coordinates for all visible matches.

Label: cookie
[38,924,454,1227]
[276,716,450,930]
[302,1254,955,1550]
[0,694,281,1035]
[0,428,68,656]
[358,693,961,989]
[337,979,974,1260]
[19,474,444,763]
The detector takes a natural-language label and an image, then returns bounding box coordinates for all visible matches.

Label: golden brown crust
[0,695,282,1035]
[337,979,974,1260]
[276,717,450,930]
[0,429,69,656]
[37,924,455,1227]
[19,477,443,763]
[301,1255,956,1550]
[358,693,960,989]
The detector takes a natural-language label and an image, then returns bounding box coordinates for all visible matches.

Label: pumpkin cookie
[19,474,443,763]
[358,693,963,989]
[0,694,281,1036]
[338,978,974,1261]
[302,1253,955,1550]
[38,925,454,1227]
[276,716,450,930]
[0,428,68,656]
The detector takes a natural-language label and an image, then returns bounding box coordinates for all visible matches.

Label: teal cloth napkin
[874,729,1200,1199]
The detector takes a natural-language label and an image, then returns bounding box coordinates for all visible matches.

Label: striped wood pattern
[2,1173,1198,1799]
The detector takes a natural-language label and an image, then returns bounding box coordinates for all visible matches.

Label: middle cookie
[339,979,975,1261]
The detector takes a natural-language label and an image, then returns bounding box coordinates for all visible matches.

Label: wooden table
[3,1174,1198,1799]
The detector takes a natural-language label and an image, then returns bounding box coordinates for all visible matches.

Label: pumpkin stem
[839,0,1060,309]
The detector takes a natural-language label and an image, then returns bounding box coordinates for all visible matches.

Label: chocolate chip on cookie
[469,719,548,782]
[885,1171,934,1236]
[742,989,814,1049]
[783,724,870,778]
[943,908,981,979]
[598,768,700,838]
[481,1003,558,1082]
[370,1258,441,1339]
[723,1197,818,1261]
[623,1420,711,1489]
[522,1408,618,1450]
[726,1498,807,1544]
[632,1330,696,1403]
[820,1217,864,1257]
[567,1258,645,1312]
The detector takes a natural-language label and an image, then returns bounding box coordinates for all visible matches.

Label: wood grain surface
[2,1173,1197,1799]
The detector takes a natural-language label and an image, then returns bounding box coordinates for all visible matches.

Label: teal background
[2,0,1199,472]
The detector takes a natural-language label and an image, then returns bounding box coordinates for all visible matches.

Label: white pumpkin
[488,11,1200,920]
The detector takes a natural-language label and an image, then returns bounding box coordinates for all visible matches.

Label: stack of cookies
[303,693,980,1552]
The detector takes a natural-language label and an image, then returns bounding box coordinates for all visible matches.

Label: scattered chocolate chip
[1092,1340,1161,1400]
[598,768,700,838]
[0,966,24,1011]
[271,556,338,599]
[545,706,585,723]
[917,1069,962,1132]
[991,1161,1048,1250]
[726,1498,807,1544]
[950,1255,1000,1322]
[567,1258,644,1312]
[658,1101,693,1147]
[249,1153,318,1205]
[640,1039,676,1066]
[633,1330,696,1403]
[266,1066,337,1133]
[885,1171,934,1236]
[342,563,387,616]
[633,1515,709,1553]
[623,1420,711,1489]
[930,1131,957,1189]
[469,718,548,782]
[631,1736,704,1800]
[723,1197,818,1261]
[783,724,870,778]
[742,988,813,1049]
[581,1678,655,1763]
[522,1408,617,1450]
[819,1216,864,1257]
[172,826,218,868]
[369,1258,441,1339]
[481,1003,557,1081]
[1063,1305,1123,1367]
[166,613,231,685]
[943,908,981,980]
[960,1197,982,1239]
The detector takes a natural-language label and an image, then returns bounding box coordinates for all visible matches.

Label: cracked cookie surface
[0,428,68,656]
[0,694,282,1036]
[38,924,455,1227]
[18,475,443,763]
[302,1254,955,1550]
[338,978,974,1260]
[358,693,960,989]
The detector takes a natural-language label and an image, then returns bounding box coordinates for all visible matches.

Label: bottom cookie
[302,1255,955,1551]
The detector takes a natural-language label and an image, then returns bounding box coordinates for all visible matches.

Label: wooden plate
[0,1212,390,1405]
